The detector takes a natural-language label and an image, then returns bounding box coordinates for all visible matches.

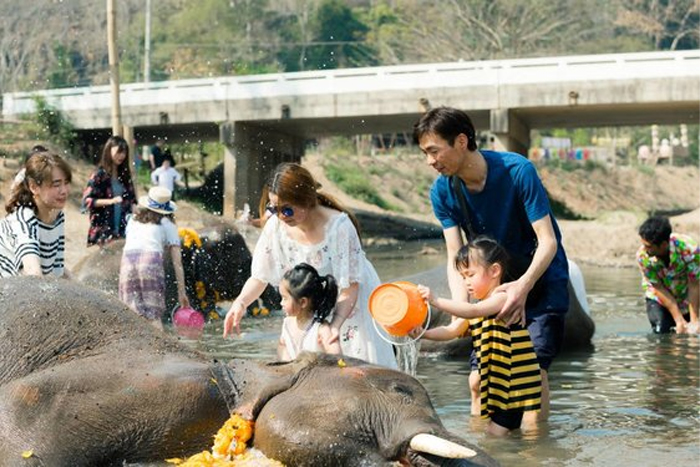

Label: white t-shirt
[123,217,180,253]
[0,206,65,277]
[150,167,181,192]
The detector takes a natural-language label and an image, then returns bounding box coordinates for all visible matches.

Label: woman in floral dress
[223,162,397,369]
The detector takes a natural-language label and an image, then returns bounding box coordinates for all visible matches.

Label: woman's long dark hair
[6,152,72,214]
[282,263,338,323]
[99,135,132,185]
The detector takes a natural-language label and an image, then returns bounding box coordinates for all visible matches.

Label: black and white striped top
[0,206,65,277]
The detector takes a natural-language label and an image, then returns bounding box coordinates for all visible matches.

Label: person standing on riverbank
[636,215,699,334]
[413,106,569,425]
[83,136,136,246]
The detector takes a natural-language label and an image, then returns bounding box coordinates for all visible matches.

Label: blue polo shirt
[430,150,569,316]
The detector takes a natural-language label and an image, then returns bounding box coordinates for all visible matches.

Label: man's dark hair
[638,216,672,246]
[412,106,478,151]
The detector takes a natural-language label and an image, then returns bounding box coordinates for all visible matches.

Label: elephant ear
[234,353,321,420]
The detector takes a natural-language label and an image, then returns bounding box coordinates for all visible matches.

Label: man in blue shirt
[413,107,569,428]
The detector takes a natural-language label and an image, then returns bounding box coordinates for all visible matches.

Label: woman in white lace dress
[223,163,397,369]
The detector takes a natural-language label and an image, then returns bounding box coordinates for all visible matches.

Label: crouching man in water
[637,215,699,334]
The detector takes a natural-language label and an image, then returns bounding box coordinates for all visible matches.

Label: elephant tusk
[409,433,477,459]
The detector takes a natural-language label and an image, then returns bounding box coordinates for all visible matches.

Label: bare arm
[432,292,507,319]
[223,277,268,337]
[422,318,469,341]
[444,227,468,301]
[318,324,342,355]
[641,266,689,333]
[93,196,123,208]
[496,215,558,325]
[277,336,291,361]
[688,278,699,323]
[169,245,189,308]
[329,283,359,332]
[20,254,42,276]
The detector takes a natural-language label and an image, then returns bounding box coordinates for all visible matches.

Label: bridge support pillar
[490,109,531,157]
[221,122,305,219]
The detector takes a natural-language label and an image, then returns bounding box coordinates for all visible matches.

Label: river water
[180,240,699,467]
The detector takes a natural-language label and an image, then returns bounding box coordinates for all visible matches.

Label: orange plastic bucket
[369,281,428,336]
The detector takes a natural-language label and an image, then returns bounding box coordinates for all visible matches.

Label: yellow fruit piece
[21,450,33,459]
[337,359,346,368]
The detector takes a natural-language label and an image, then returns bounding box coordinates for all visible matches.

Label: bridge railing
[3,50,699,117]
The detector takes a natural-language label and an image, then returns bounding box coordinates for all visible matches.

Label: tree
[614,0,700,50]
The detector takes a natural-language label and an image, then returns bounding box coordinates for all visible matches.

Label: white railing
[3,50,699,117]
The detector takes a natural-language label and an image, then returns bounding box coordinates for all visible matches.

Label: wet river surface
[174,240,699,466]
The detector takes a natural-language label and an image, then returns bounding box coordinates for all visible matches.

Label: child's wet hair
[455,236,510,273]
[282,263,338,323]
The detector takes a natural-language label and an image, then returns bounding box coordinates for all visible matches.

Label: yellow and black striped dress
[470,317,542,418]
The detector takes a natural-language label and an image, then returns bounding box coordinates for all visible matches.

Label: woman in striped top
[416,236,542,435]
[0,152,72,278]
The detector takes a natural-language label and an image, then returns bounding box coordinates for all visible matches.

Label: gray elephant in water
[407,260,595,356]
[0,277,498,467]
[72,222,280,319]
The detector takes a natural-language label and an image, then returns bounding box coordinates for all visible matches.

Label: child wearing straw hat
[118,186,189,329]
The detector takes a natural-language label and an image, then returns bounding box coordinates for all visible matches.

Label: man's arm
[444,226,468,302]
[496,214,558,325]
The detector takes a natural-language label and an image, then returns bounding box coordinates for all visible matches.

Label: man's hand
[494,279,529,326]
[674,318,689,334]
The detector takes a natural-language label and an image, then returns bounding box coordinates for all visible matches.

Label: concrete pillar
[221,122,305,219]
[490,109,531,157]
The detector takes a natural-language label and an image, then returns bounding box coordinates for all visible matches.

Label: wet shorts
[646,299,690,334]
[470,312,565,372]
[490,410,524,431]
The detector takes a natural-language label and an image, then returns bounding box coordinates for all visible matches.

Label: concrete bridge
[3,50,698,217]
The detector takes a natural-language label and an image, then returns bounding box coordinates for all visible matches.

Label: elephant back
[72,239,125,296]
[0,276,194,385]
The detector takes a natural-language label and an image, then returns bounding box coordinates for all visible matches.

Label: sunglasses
[266,203,294,217]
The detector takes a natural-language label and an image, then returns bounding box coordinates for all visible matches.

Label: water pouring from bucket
[369,281,431,346]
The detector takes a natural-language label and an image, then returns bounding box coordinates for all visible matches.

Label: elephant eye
[392,383,414,398]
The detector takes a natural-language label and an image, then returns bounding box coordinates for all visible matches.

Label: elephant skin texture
[0,277,498,467]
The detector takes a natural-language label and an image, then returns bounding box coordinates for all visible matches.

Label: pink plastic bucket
[173,306,205,329]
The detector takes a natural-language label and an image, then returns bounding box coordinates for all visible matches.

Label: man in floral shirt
[636,216,699,334]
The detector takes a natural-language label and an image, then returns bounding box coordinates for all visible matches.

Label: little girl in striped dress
[278,263,341,361]
[417,236,542,435]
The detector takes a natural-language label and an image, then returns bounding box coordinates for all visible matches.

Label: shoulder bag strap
[450,175,477,242]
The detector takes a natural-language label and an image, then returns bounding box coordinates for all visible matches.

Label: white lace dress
[251,213,397,369]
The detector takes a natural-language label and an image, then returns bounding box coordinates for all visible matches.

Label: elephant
[0,277,498,467]
[72,222,280,320]
[406,259,595,356]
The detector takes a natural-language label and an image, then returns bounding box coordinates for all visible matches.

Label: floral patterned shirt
[636,233,700,311]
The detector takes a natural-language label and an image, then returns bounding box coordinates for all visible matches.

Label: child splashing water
[416,236,542,435]
[278,263,342,361]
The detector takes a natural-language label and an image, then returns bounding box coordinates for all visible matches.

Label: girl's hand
[223,300,246,338]
[112,195,123,205]
[408,325,424,339]
[178,293,190,310]
[417,284,434,305]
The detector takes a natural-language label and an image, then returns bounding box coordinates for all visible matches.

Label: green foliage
[31,97,78,150]
[324,161,396,211]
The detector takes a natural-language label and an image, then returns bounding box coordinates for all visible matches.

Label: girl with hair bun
[0,151,72,277]
[224,162,397,369]
[277,263,341,361]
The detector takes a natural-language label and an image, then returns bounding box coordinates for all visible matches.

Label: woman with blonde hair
[224,162,397,368]
[0,151,72,277]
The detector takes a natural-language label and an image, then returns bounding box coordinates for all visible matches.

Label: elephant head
[230,352,498,467]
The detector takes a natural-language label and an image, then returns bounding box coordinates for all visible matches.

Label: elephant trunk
[409,433,477,459]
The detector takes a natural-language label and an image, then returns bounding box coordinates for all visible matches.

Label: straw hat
[138,186,177,214]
